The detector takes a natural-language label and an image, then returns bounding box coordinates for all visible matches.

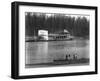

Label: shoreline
[25,58,89,68]
[26,39,73,42]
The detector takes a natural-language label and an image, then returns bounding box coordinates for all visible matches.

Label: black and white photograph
[25,12,90,68]
[11,1,97,79]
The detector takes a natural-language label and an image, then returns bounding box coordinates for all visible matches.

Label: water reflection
[25,39,89,65]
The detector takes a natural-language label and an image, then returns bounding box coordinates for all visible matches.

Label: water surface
[25,39,89,65]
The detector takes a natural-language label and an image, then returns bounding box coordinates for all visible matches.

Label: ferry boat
[26,29,74,42]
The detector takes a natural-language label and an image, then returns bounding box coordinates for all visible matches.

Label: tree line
[25,12,89,38]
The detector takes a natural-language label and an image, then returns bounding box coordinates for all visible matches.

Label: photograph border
[11,1,98,79]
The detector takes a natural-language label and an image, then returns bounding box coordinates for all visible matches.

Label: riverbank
[25,58,89,68]
[26,38,73,42]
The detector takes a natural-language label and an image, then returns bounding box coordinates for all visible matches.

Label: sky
[45,13,90,20]
[25,12,90,20]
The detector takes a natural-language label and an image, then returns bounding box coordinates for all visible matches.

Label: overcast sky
[26,12,90,20]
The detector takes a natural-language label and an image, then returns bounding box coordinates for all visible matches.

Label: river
[25,39,89,65]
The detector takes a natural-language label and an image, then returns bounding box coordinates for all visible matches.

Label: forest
[25,12,89,38]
